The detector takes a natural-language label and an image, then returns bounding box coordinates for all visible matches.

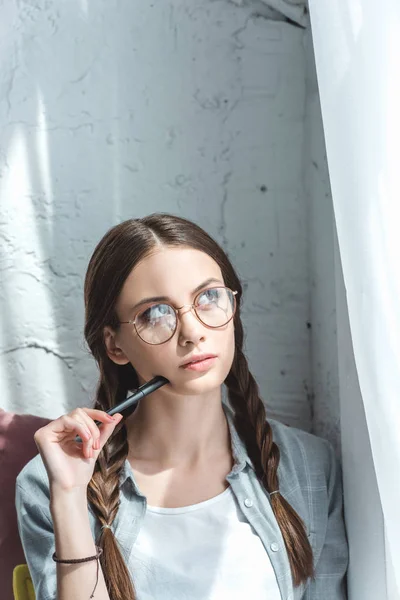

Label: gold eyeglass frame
[118,286,238,345]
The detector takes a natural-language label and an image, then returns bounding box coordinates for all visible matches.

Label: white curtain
[308,0,400,595]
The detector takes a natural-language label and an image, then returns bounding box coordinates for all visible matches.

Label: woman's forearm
[50,486,110,600]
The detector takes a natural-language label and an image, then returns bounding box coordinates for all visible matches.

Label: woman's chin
[169,370,225,395]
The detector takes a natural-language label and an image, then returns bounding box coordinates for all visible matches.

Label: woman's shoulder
[16,452,51,504]
[267,417,337,482]
[266,418,347,579]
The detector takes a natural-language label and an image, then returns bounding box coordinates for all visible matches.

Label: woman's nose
[177,306,206,345]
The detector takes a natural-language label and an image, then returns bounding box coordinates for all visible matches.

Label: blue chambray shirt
[15,400,348,600]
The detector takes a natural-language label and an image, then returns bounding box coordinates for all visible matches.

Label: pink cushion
[0,409,51,600]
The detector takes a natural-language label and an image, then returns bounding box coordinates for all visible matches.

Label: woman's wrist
[50,486,96,557]
[50,483,87,502]
[50,485,89,523]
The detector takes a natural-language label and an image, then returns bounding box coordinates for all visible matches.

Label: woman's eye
[198,288,220,305]
[141,304,170,322]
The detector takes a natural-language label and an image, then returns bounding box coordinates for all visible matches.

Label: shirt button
[270,542,279,552]
[244,498,253,508]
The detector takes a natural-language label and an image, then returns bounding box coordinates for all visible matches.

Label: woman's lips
[181,357,217,371]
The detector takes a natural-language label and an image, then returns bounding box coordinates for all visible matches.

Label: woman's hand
[33,408,123,492]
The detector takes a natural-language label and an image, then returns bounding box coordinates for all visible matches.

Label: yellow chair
[12,564,35,600]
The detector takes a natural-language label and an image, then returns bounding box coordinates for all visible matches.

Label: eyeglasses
[119,286,238,345]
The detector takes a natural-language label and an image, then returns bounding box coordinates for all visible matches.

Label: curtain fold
[308,0,400,595]
[260,0,307,26]
[231,0,308,27]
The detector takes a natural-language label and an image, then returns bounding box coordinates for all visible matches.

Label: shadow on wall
[0,2,120,412]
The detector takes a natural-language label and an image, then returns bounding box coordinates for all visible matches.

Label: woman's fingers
[53,414,92,439]
[45,407,123,459]
[69,415,97,459]
[96,414,123,449]
[31,408,125,490]
[63,410,102,458]
[79,408,120,422]
[77,408,122,450]
[74,409,124,454]
[72,407,115,447]
[36,414,92,458]
[72,408,111,447]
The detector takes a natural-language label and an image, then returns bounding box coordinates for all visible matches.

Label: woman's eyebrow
[130,277,224,311]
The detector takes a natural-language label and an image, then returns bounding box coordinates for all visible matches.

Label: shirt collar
[119,398,255,489]
[222,399,256,472]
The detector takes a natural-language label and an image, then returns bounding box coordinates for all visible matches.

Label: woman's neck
[125,388,231,469]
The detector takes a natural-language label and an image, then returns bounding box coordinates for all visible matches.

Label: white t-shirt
[129,485,282,600]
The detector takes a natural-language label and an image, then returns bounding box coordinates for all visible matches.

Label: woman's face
[104,247,236,396]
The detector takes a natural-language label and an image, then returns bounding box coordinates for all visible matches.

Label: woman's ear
[103,326,130,365]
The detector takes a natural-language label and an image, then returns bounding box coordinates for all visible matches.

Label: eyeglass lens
[135,287,235,345]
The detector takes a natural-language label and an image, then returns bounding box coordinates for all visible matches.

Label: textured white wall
[0,1,313,432]
[302,28,341,452]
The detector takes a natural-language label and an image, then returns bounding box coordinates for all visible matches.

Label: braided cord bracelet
[52,546,103,598]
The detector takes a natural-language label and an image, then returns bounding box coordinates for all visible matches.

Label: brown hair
[84,213,314,599]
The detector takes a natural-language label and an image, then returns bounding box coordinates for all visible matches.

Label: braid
[87,363,138,600]
[225,327,315,587]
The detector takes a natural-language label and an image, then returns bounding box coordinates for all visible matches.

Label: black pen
[75,375,169,443]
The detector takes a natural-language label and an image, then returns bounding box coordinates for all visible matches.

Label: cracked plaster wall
[0,0,337,441]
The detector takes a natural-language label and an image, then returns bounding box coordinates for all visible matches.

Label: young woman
[16,214,348,600]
